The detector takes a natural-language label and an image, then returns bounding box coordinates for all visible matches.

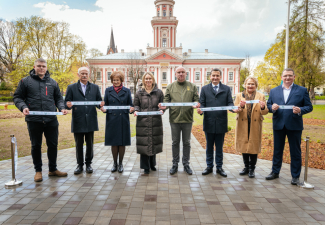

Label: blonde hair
[110,71,125,83]
[142,72,156,89]
[244,76,258,88]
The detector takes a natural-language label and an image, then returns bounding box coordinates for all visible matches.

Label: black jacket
[199,82,234,134]
[65,81,102,133]
[13,69,65,123]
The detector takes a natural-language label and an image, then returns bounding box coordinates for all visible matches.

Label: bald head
[175,66,186,83]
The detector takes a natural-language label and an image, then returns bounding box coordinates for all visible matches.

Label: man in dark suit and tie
[266,68,313,185]
[197,68,234,176]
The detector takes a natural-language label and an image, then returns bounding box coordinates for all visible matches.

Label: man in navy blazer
[266,68,313,185]
[197,68,234,177]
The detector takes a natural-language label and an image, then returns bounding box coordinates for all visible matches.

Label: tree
[88,48,103,58]
[125,52,145,96]
[239,54,254,92]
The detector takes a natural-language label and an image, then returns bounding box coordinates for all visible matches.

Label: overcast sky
[0,0,290,65]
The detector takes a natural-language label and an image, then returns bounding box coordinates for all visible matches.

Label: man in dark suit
[65,67,104,174]
[266,68,313,185]
[197,68,234,177]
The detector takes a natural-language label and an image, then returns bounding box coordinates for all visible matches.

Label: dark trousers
[27,120,58,172]
[242,153,258,170]
[140,154,156,170]
[272,126,302,178]
[205,132,225,169]
[74,132,94,166]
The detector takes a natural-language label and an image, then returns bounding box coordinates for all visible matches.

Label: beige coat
[234,92,269,154]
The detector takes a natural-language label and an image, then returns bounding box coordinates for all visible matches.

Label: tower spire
[107,26,117,54]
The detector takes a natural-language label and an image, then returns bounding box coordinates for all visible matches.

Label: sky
[0,0,290,66]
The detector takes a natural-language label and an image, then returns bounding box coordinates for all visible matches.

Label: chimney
[188,49,191,53]
[205,49,208,53]
[121,49,124,53]
[139,49,143,53]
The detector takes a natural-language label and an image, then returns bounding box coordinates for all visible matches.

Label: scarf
[243,90,256,121]
[113,84,123,94]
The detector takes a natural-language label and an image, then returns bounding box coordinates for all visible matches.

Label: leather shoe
[239,168,249,176]
[144,169,150,174]
[86,165,93,173]
[111,163,118,172]
[291,177,299,185]
[202,167,213,175]
[74,165,83,175]
[34,172,43,182]
[248,169,255,178]
[118,164,124,173]
[184,165,192,175]
[265,172,279,180]
[150,166,157,171]
[216,168,227,177]
[48,170,68,177]
[170,165,178,175]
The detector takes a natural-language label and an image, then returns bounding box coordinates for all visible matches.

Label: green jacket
[163,81,200,123]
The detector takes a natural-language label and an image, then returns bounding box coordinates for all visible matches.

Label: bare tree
[88,48,104,58]
[89,65,100,84]
[125,52,145,96]
[240,54,255,92]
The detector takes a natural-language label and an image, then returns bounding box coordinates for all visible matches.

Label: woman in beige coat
[233,76,269,178]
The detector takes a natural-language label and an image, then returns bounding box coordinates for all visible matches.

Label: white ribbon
[160,102,197,107]
[200,106,239,111]
[245,100,260,104]
[279,105,294,109]
[29,111,63,115]
[103,106,131,110]
[71,101,102,105]
[136,111,163,116]
[11,137,18,174]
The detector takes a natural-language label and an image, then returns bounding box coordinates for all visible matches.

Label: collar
[211,83,220,88]
[282,83,294,90]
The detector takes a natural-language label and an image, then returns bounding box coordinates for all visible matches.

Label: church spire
[107,26,117,54]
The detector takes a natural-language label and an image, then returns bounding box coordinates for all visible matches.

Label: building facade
[87,0,244,95]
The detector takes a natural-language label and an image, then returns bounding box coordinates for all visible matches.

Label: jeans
[205,132,225,169]
[74,132,94,166]
[27,120,59,172]
[170,123,192,166]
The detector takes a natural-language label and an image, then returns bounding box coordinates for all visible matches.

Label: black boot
[111,163,118,172]
[118,164,124,173]
[144,169,150,174]
[248,169,255,178]
[74,165,83,174]
[239,167,249,176]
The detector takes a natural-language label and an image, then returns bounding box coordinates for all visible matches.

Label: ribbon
[29,111,63,115]
[136,111,163,116]
[71,101,102,105]
[279,105,294,109]
[160,102,197,107]
[11,137,18,174]
[200,106,239,111]
[103,106,131,110]
[245,100,260,104]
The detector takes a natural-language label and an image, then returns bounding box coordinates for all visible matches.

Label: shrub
[315,96,325,100]
[228,126,232,131]
[0,97,13,102]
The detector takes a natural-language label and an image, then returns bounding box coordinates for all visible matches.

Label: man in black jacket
[197,68,234,177]
[65,67,104,174]
[13,58,68,182]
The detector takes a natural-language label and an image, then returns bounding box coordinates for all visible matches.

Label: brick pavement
[0,114,325,225]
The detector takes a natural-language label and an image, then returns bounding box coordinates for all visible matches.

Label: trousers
[74,132,94,166]
[170,123,192,166]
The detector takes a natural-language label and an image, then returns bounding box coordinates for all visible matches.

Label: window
[162,38,167,47]
[170,11,172,16]
[163,10,166,17]
[229,72,234,81]
[195,72,200,81]
[229,86,233,94]
[152,72,154,76]
[196,86,200,93]
[186,72,189,81]
[206,72,211,81]
[163,72,167,80]
[157,11,160,16]
[96,72,101,80]
[107,72,111,81]
[98,86,102,94]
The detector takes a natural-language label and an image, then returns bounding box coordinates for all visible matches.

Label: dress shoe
[74,165,83,175]
[202,167,213,175]
[34,172,43,182]
[248,169,255,178]
[118,164,124,173]
[184,165,193,175]
[48,170,68,177]
[170,165,178,175]
[216,168,227,177]
[86,165,93,173]
[150,166,157,171]
[291,177,299,185]
[265,172,279,180]
[111,163,118,172]
[239,167,249,176]
[144,169,150,174]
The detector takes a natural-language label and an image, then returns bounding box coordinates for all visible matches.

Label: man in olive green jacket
[159,66,200,175]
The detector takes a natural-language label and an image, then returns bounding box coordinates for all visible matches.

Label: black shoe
[118,164,124,173]
[86,165,93,173]
[291,177,299,185]
[184,165,193,175]
[265,172,279,180]
[170,165,178,175]
[144,169,150,174]
[111,163,118,173]
[239,168,249,176]
[202,167,213,175]
[150,166,157,171]
[248,169,255,178]
[216,168,227,177]
[74,165,83,174]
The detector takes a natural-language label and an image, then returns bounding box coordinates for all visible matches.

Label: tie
[214,86,218,93]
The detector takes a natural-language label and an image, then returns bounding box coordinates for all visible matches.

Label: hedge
[315,96,325,100]
[0,97,13,102]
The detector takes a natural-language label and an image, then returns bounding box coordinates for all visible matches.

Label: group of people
[13,58,313,186]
